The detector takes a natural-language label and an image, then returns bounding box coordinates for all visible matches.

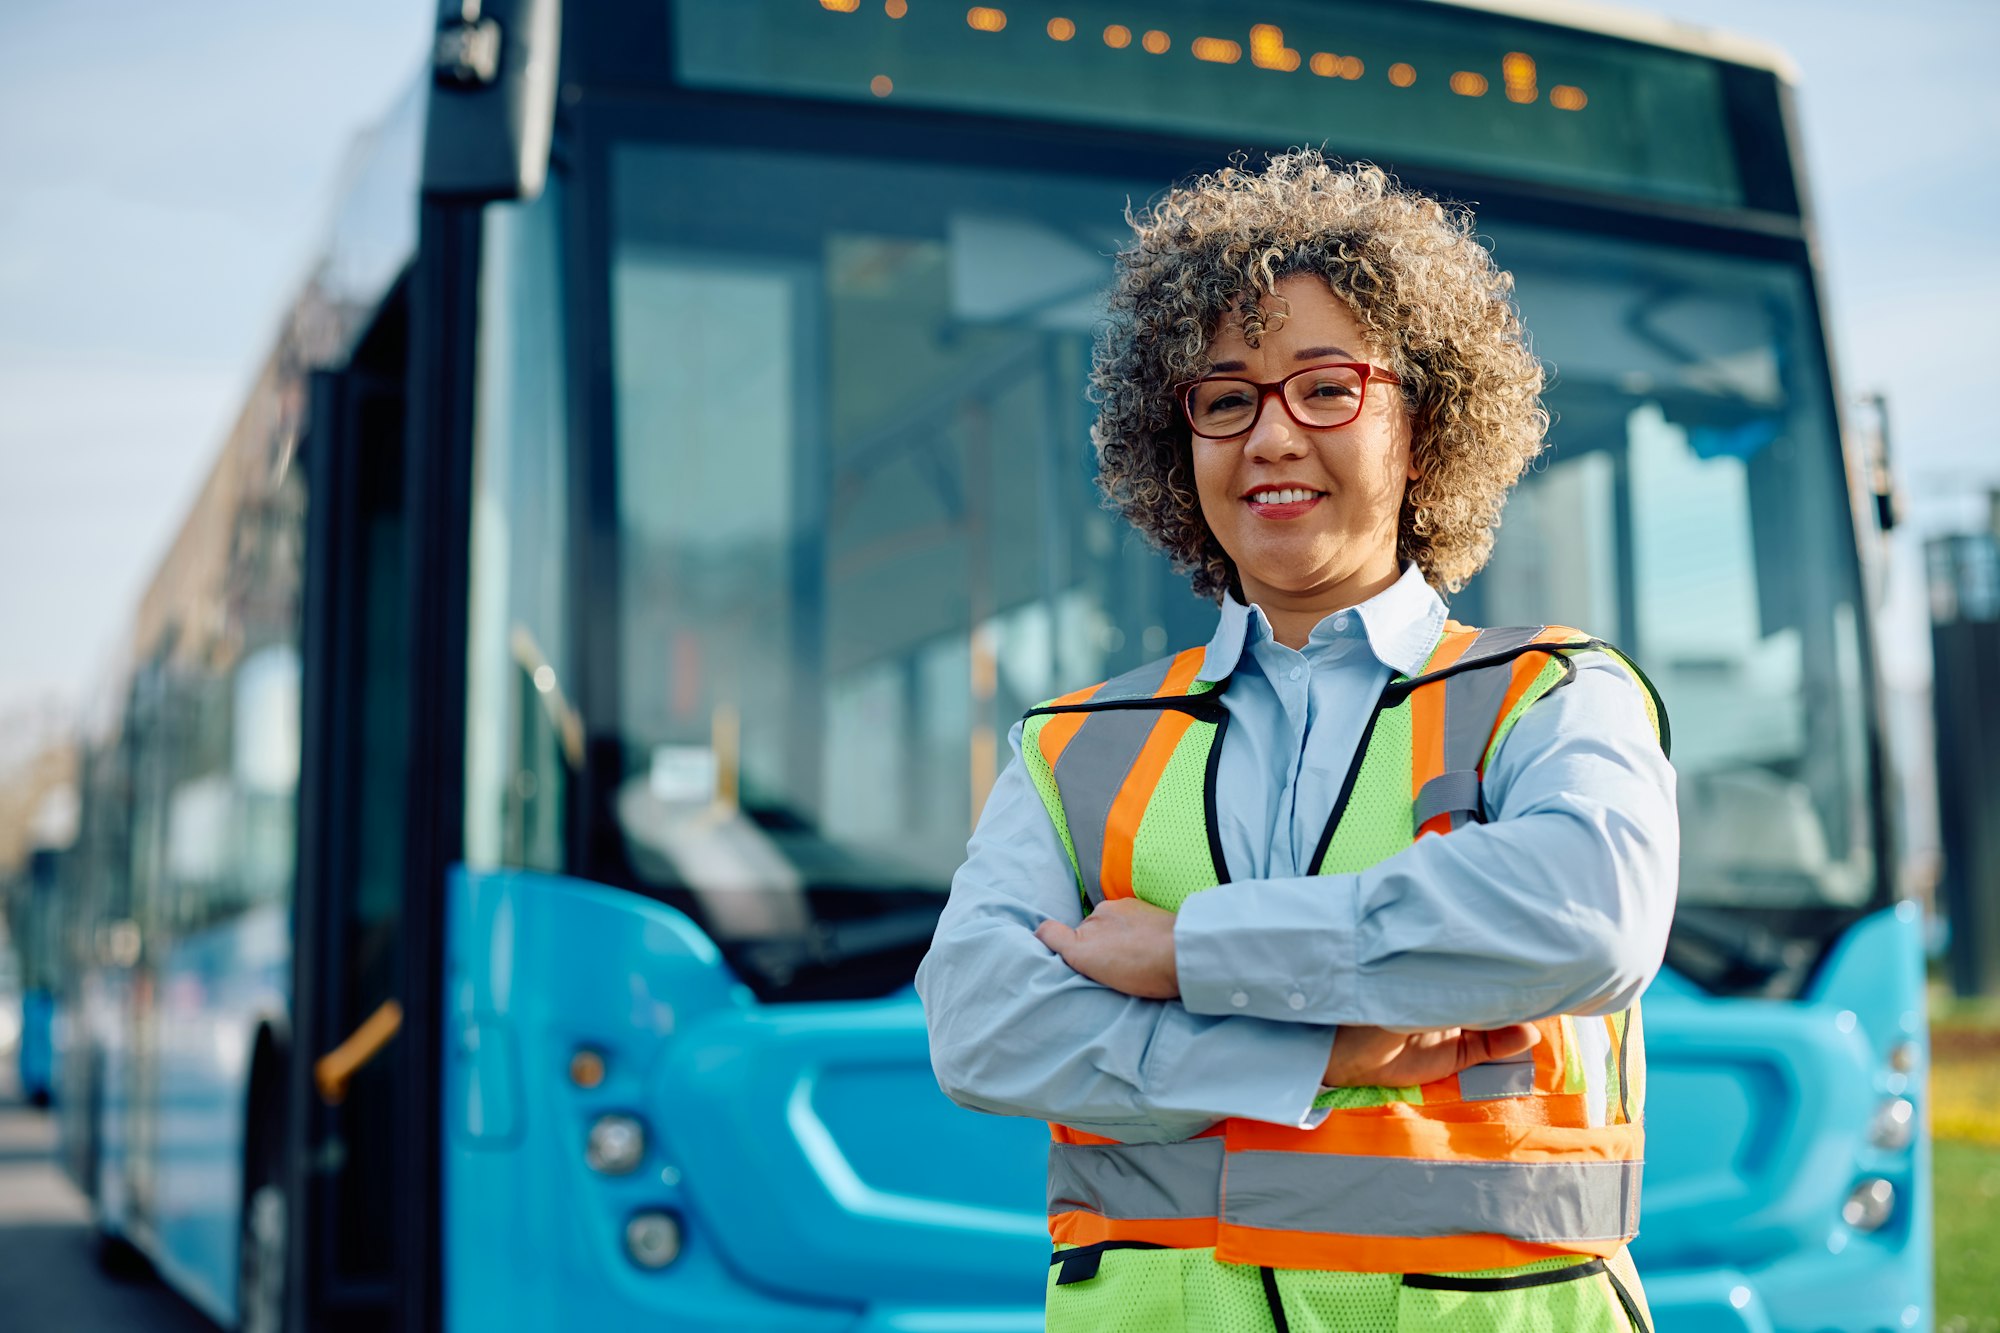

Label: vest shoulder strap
[1317,622,1669,864]
[1394,622,1669,758]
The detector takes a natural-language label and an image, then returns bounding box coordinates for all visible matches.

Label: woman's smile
[1243,484,1327,519]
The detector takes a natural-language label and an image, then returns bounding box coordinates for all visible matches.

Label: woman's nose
[1242,390,1311,462]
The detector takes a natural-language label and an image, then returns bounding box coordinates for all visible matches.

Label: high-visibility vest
[1019,621,1669,1274]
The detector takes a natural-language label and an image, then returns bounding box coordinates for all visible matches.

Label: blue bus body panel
[448,868,1928,1332]
[108,903,289,1328]
[1636,902,1932,1332]
[445,867,1048,1332]
[19,987,57,1104]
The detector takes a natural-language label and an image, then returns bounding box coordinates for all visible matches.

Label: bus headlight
[1842,1177,1896,1232]
[625,1210,682,1270]
[1869,1098,1916,1150]
[586,1114,646,1175]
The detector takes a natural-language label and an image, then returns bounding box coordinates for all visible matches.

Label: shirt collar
[1198,563,1446,682]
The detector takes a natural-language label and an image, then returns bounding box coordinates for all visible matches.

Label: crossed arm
[914,655,1678,1144]
[1034,901,1542,1088]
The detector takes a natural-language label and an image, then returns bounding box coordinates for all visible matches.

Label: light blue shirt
[915,563,1679,1144]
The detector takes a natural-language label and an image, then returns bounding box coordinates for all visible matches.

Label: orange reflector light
[1389,62,1416,87]
[1141,28,1169,53]
[570,1048,607,1089]
[1103,23,1131,48]
[885,0,907,15]
[1310,52,1337,77]
[1503,51,1536,102]
[1191,36,1240,63]
[1551,84,1587,110]
[1339,55,1363,79]
[1450,71,1488,97]
[966,6,1006,31]
[1047,16,1075,40]
[819,0,860,10]
[870,74,894,97]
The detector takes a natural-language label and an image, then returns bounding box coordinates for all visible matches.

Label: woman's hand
[1034,898,1180,999]
[1322,1022,1540,1088]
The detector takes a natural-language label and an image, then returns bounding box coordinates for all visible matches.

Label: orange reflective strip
[1098,710,1199,900]
[1155,646,1207,697]
[1411,682,1451,839]
[1038,711,1092,770]
[1409,630,1477,839]
[1215,1224,1622,1274]
[1049,1212,1219,1249]
[1052,680,1107,708]
[1426,625,1482,673]
[1224,1111,1644,1163]
[1532,1016,1566,1095]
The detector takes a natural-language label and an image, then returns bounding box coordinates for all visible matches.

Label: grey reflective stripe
[1459,1057,1537,1101]
[1457,625,1546,668]
[1052,709,1161,906]
[1414,769,1481,829]
[1223,1152,1641,1244]
[1441,658,1520,776]
[1093,653,1179,704]
[1047,1138,1223,1219]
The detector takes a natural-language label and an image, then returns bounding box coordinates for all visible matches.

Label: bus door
[290,289,414,1331]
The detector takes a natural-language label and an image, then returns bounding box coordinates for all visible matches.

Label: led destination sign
[673,0,1747,210]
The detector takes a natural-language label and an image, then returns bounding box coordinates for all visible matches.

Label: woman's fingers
[1466,1023,1541,1065]
[1033,918,1077,953]
[1330,1022,1544,1087]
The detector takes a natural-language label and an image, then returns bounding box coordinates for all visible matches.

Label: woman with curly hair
[917,149,1677,1333]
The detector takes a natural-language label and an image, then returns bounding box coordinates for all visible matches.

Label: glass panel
[609,145,1878,997]
[465,185,573,871]
[1468,225,1876,913]
[610,146,1214,986]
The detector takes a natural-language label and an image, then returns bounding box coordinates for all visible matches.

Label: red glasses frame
[1175,362,1402,439]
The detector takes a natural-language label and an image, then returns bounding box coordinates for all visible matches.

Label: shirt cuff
[1141,1007,1337,1129]
[1174,877,1360,1024]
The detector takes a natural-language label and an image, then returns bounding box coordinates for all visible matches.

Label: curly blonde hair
[1092,149,1548,598]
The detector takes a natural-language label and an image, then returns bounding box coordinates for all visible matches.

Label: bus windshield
[606,142,1877,992]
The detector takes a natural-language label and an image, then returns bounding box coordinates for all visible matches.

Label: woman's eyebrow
[1205,346,1356,374]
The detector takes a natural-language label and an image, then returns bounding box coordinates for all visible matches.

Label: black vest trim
[1308,689,1395,877]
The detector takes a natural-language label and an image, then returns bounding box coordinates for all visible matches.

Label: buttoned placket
[1237,607,1378,880]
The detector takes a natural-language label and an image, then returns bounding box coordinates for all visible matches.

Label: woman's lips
[1245,491,1325,520]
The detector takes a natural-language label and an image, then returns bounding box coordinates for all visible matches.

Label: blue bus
[59,1,1923,1330]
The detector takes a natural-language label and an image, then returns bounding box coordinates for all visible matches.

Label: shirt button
[1287,666,1303,682]
[1332,614,1350,632]
[1288,993,1306,1011]
[1230,991,1250,1009]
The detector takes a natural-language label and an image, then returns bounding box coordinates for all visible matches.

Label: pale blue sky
[0,0,1992,733]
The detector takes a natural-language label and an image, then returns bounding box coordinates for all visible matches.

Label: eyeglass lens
[1186,365,1367,436]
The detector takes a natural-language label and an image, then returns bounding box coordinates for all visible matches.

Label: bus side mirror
[422,0,563,203]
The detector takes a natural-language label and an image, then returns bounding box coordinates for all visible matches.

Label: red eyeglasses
[1176,362,1401,439]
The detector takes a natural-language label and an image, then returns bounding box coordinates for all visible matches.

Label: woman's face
[1190,273,1418,612]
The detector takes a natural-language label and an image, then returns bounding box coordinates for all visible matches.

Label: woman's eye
[1304,379,1357,400]
[1205,390,1253,413]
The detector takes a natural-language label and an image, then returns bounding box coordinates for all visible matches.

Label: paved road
[0,1068,218,1333]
